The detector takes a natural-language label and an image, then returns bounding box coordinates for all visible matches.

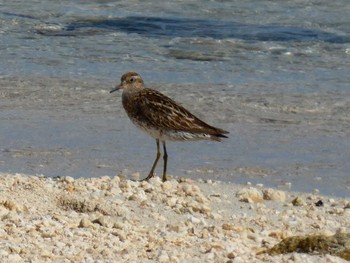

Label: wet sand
[0,172,349,262]
[1,76,350,197]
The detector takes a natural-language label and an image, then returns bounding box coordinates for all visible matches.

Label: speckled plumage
[110,72,229,182]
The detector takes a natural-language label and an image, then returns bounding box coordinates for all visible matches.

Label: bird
[110,72,229,182]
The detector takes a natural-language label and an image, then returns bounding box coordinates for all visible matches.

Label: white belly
[131,119,212,142]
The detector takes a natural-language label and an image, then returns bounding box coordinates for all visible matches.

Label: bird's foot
[140,173,154,182]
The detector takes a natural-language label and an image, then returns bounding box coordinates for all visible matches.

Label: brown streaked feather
[112,71,228,182]
[124,88,229,137]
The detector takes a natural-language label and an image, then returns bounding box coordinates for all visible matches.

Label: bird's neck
[122,87,142,105]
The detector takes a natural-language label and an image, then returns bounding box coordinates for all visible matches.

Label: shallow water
[0,1,350,196]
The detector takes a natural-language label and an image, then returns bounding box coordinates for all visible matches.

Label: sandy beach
[0,172,349,262]
[1,1,350,262]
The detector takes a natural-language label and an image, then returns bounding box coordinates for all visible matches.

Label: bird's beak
[110,84,122,93]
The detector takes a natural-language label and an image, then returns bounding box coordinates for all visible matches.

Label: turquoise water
[0,0,350,196]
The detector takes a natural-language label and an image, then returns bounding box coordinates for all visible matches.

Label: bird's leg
[162,141,168,182]
[142,139,161,181]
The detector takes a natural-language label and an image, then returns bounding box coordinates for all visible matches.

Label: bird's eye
[129,77,134,82]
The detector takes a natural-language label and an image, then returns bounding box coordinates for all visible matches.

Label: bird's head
[110,72,144,94]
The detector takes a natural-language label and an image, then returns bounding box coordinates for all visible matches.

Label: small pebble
[292,196,306,206]
[237,187,263,203]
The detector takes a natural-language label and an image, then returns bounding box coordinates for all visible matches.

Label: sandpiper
[110,72,229,182]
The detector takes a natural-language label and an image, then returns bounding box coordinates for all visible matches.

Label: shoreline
[0,173,349,262]
[1,75,350,198]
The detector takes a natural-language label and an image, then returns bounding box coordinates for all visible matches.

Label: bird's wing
[135,89,227,135]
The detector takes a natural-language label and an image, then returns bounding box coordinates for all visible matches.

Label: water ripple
[53,16,350,43]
